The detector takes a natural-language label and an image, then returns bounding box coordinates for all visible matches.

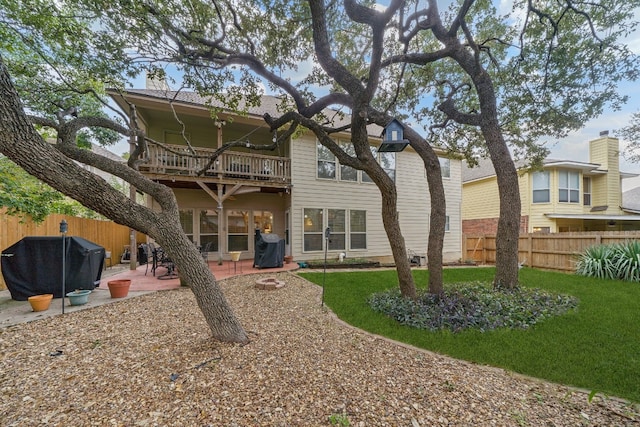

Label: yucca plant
[575,244,617,279]
[611,241,640,282]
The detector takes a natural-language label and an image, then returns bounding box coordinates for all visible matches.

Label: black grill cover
[253,230,284,269]
[1,236,105,300]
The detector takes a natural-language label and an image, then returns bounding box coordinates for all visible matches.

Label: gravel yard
[1,272,637,426]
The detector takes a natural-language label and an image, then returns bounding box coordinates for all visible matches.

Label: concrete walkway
[0,259,299,328]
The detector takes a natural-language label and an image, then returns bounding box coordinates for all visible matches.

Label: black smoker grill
[1,236,105,300]
[253,230,285,269]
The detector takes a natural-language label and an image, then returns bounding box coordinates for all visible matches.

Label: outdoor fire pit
[254,277,285,291]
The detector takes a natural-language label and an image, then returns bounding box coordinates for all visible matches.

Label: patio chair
[200,241,215,264]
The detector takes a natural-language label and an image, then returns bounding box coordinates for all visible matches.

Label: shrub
[576,241,640,282]
[368,282,578,333]
[611,241,640,282]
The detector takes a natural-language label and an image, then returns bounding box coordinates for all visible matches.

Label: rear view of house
[109,87,462,265]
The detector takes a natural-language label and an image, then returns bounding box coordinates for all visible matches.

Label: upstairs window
[532,171,550,203]
[317,143,336,179]
[339,142,357,182]
[361,146,395,183]
[583,177,591,206]
[362,147,377,183]
[439,157,451,178]
[379,151,396,182]
[559,170,580,203]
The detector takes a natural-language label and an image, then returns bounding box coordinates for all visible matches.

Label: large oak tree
[91,0,637,289]
[0,3,249,343]
[1,0,637,349]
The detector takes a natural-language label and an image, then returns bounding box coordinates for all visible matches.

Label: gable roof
[622,187,640,213]
[110,89,384,138]
[462,156,635,184]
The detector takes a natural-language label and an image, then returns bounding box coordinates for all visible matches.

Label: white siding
[398,153,462,262]
[290,136,462,263]
[290,135,389,261]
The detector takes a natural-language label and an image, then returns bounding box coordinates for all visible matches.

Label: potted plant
[28,294,53,312]
[107,279,131,298]
[66,289,92,306]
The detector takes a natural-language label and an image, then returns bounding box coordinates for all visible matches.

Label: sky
[110,1,640,189]
[494,1,640,191]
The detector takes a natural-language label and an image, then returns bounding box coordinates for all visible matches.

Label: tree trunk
[403,127,445,295]
[474,78,521,289]
[482,124,521,289]
[380,186,417,299]
[348,105,418,299]
[150,216,248,343]
[450,46,522,289]
[0,58,249,343]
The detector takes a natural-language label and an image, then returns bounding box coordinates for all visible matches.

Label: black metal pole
[60,220,68,314]
[321,227,330,306]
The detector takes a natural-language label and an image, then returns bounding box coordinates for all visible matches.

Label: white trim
[544,213,640,221]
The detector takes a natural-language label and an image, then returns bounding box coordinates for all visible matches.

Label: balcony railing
[140,144,291,185]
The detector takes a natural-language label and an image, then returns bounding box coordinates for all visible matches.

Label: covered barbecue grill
[1,236,105,300]
[253,230,285,269]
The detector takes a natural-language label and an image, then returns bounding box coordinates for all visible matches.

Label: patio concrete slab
[0,258,299,329]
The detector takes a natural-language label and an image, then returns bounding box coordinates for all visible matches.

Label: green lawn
[299,267,640,403]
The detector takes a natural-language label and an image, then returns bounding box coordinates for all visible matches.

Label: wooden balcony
[139,144,291,188]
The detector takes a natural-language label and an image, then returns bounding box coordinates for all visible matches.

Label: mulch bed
[0,272,637,426]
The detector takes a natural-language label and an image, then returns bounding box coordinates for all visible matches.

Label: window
[439,157,451,178]
[379,152,396,181]
[227,210,249,251]
[559,170,580,203]
[317,143,336,179]
[179,210,194,242]
[350,210,367,249]
[362,147,376,183]
[328,209,346,250]
[199,210,218,251]
[445,215,450,232]
[532,171,550,203]
[339,142,357,181]
[303,208,323,251]
[253,210,273,234]
[532,227,550,233]
[304,208,367,252]
[583,177,591,206]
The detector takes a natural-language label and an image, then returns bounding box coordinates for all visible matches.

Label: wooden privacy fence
[0,212,143,289]
[463,231,640,273]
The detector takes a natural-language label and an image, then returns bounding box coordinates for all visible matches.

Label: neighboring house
[108,87,462,264]
[622,186,640,214]
[462,131,640,234]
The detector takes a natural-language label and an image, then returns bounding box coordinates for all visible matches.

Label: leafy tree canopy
[53,0,637,165]
[0,0,134,147]
[619,110,640,163]
[0,155,102,222]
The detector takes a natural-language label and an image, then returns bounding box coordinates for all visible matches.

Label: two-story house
[108,87,463,264]
[462,131,640,233]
